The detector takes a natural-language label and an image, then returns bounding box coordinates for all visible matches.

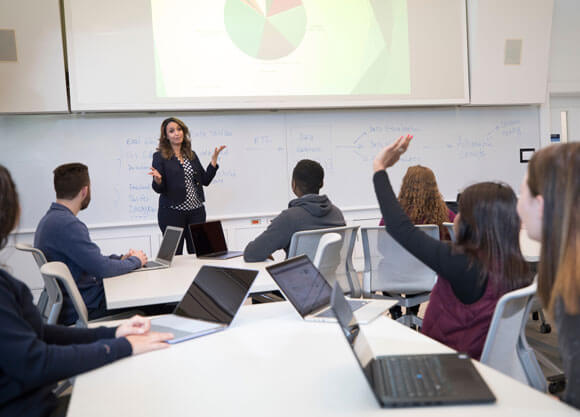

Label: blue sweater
[0,269,131,417]
[34,203,141,324]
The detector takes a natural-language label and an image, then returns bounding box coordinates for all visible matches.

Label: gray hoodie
[243,194,346,262]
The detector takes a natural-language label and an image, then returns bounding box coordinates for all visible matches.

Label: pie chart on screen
[224,0,307,60]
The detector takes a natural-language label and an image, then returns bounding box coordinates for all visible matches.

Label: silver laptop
[150,265,258,344]
[136,226,183,271]
[265,255,395,324]
[330,283,496,407]
[189,220,243,259]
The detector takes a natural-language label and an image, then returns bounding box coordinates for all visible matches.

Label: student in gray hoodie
[244,159,345,262]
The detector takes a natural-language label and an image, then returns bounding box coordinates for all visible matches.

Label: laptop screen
[330,283,376,398]
[189,221,228,256]
[157,226,183,262]
[266,255,332,317]
[174,266,257,325]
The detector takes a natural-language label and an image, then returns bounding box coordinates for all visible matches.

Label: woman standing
[517,143,580,409]
[149,117,226,255]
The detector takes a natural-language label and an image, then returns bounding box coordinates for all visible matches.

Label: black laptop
[189,220,243,259]
[330,283,496,407]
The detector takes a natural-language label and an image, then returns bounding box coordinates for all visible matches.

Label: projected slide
[224,0,307,60]
[151,0,410,98]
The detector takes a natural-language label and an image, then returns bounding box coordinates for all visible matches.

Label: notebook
[189,220,243,259]
[150,265,258,344]
[135,226,183,271]
[266,255,395,324]
[330,283,496,407]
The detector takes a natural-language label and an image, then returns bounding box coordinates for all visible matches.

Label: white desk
[104,255,278,309]
[520,229,541,263]
[67,302,577,417]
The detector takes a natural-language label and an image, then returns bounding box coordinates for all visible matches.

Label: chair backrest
[15,243,63,325]
[480,280,546,392]
[312,232,343,283]
[288,225,360,297]
[40,262,89,328]
[361,225,440,296]
[442,222,455,242]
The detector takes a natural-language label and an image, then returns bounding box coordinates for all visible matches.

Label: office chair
[288,225,361,297]
[361,225,439,328]
[480,280,546,392]
[15,243,63,325]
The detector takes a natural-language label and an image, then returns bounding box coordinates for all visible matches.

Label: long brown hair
[528,143,580,314]
[157,117,194,160]
[398,165,449,230]
[455,182,530,293]
[0,165,19,251]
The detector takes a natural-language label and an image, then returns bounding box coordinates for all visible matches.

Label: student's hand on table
[126,332,174,355]
[116,315,150,338]
[211,145,227,167]
[373,134,413,172]
[148,167,162,184]
[130,250,148,266]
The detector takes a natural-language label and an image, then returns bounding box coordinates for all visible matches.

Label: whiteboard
[0,106,540,230]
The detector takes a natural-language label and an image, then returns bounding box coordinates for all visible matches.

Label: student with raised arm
[35,163,148,325]
[149,117,226,255]
[517,143,580,409]
[372,135,531,359]
[0,164,173,417]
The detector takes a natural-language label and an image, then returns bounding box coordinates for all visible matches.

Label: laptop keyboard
[316,299,370,318]
[377,355,451,399]
[144,260,163,268]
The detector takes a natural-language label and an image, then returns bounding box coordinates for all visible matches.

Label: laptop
[189,220,243,259]
[265,255,396,324]
[150,265,258,344]
[330,283,496,407]
[135,226,183,271]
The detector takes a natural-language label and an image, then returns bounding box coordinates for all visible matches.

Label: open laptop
[189,220,243,259]
[330,283,496,407]
[265,255,396,324]
[135,226,183,271]
[150,265,258,344]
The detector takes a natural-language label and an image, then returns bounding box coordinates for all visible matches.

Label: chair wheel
[547,374,566,394]
[540,323,552,334]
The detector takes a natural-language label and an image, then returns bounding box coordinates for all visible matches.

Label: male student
[35,163,148,325]
[244,159,345,262]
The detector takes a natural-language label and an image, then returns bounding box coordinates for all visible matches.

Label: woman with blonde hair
[380,165,455,240]
[517,142,580,409]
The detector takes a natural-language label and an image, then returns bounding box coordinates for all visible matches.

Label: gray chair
[15,243,63,325]
[39,262,137,328]
[312,232,343,283]
[288,225,360,297]
[442,222,455,242]
[480,280,547,392]
[361,225,440,328]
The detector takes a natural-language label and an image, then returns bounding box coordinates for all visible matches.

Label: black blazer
[151,151,218,208]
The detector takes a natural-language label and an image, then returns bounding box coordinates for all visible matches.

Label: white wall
[548,0,580,141]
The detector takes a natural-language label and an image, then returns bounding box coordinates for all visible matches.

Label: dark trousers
[158,206,206,255]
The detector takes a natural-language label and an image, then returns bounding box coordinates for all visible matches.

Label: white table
[104,255,278,309]
[67,302,577,417]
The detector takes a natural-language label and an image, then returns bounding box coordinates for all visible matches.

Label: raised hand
[125,331,174,355]
[115,315,151,338]
[211,145,227,167]
[373,135,413,172]
[148,167,162,184]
